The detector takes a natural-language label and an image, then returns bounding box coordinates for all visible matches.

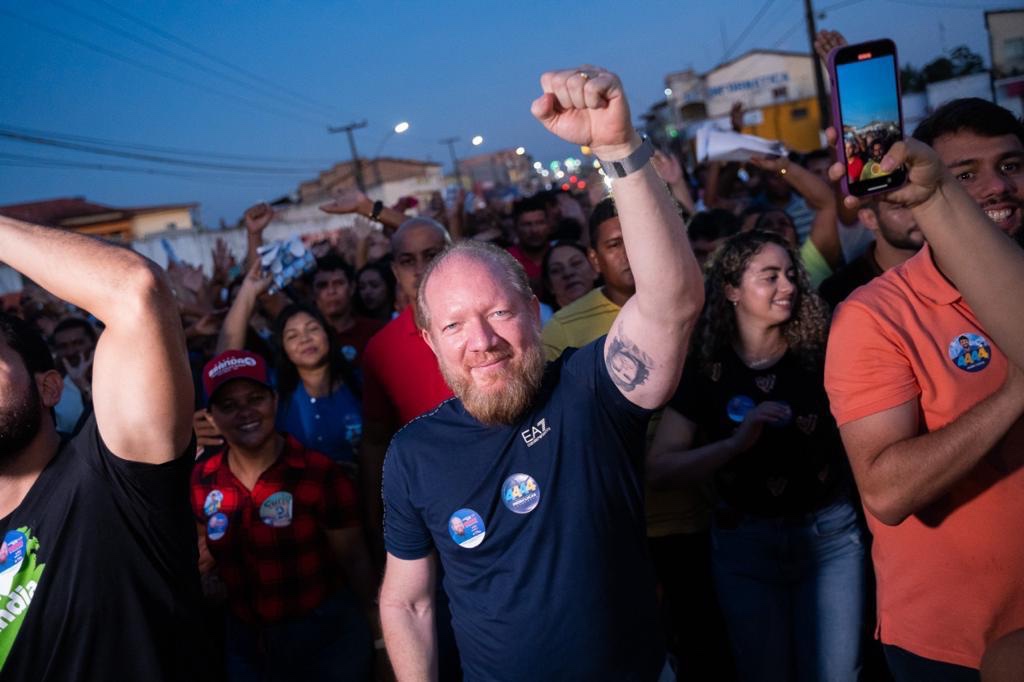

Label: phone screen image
[835,47,904,193]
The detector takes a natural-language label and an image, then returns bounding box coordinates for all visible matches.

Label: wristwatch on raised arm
[598,137,655,179]
[369,200,384,221]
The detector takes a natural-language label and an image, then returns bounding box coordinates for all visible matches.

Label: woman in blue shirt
[274,304,362,465]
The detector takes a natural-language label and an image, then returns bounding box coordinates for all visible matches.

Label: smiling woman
[648,229,868,681]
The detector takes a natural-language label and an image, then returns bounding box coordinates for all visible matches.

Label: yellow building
[704,49,826,153]
[0,197,196,241]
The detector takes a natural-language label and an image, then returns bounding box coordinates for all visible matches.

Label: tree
[950,45,984,76]
[901,64,926,93]
[923,57,955,84]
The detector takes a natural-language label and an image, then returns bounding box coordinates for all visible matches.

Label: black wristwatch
[369,200,384,221]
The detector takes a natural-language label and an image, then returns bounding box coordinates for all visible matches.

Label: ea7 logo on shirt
[521,418,551,448]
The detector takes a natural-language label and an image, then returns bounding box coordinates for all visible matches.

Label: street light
[515,146,526,155]
[394,121,410,134]
[471,135,484,146]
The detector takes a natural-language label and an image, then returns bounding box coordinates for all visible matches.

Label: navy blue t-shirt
[383,337,665,681]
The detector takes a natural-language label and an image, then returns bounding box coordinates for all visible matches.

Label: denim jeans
[225,590,373,682]
[711,497,867,682]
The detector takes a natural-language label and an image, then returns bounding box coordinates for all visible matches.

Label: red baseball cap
[202,350,272,405]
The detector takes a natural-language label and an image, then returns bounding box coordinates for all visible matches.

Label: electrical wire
[0,123,338,164]
[0,7,326,127]
[0,129,321,173]
[48,0,335,120]
[722,0,779,61]
[92,0,344,117]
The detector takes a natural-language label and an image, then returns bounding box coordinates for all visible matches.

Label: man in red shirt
[506,195,553,295]
[311,254,385,366]
[192,350,378,681]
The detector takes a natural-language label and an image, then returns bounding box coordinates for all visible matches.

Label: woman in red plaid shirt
[192,349,380,681]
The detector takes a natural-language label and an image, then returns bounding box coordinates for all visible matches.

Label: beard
[0,377,42,462]
[440,339,546,427]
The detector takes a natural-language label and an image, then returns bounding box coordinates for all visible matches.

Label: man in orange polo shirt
[825,101,1024,680]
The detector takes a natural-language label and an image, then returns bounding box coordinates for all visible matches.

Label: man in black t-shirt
[379,66,705,680]
[0,216,210,680]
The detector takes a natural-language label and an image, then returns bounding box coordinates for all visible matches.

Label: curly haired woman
[649,230,866,682]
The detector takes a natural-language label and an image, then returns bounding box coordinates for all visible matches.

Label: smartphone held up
[828,39,907,197]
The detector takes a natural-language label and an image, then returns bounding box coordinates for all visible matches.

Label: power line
[93,0,344,117]
[0,7,326,127]
[722,0,779,61]
[889,0,985,8]
[0,129,321,174]
[0,123,339,164]
[48,0,335,120]
[0,152,297,187]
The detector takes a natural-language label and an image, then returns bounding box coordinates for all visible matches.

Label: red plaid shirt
[191,436,359,624]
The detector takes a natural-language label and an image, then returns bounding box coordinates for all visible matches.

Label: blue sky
[0,0,1004,226]
[837,56,900,129]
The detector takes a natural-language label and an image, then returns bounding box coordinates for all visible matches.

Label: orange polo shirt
[825,246,1024,669]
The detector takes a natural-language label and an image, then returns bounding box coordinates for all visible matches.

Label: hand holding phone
[828,39,907,197]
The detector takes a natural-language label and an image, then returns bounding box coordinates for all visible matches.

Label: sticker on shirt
[0,528,46,670]
[207,512,229,541]
[502,474,541,515]
[448,508,486,548]
[726,395,756,423]
[259,492,293,528]
[341,345,358,363]
[948,333,991,373]
[203,489,224,517]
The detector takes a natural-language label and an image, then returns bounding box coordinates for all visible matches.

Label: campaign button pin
[203,490,224,517]
[948,332,991,373]
[502,473,541,515]
[727,395,756,423]
[259,492,293,528]
[207,512,229,541]
[448,508,486,548]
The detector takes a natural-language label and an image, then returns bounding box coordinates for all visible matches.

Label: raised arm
[0,216,192,463]
[215,260,271,354]
[320,188,408,235]
[380,553,437,681]
[829,135,1024,366]
[531,67,704,408]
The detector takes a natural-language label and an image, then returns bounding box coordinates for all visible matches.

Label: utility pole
[440,137,463,187]
[327,120,368,192]
[804,0,831,131]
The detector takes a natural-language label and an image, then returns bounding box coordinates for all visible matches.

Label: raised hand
[320,187,371,216]
[531,66,637,159]
[814,29,847,64]
[238,259,273,299]
[730,401,793,452]
[244,202,274,235]
[826,130,948,211]
[652,149,683,185]
[211,238,236,284]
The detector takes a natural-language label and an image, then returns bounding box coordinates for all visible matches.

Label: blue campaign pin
[501,473,541,515]
[726,395,756,423]
[203,489,224,517]
[948,332,992,373]
[448,508,486,548]
[0,531,27,572]
[259,491,294,528]
[207,512,229,541]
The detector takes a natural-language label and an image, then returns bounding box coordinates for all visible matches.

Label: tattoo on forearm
[606,333,653,392]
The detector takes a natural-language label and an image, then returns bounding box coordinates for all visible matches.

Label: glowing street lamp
[471,135,484,146]
[515,146,526,155]
[394,121,410,134]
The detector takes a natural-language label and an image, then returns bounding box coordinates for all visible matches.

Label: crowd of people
[0,28,1023,682]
